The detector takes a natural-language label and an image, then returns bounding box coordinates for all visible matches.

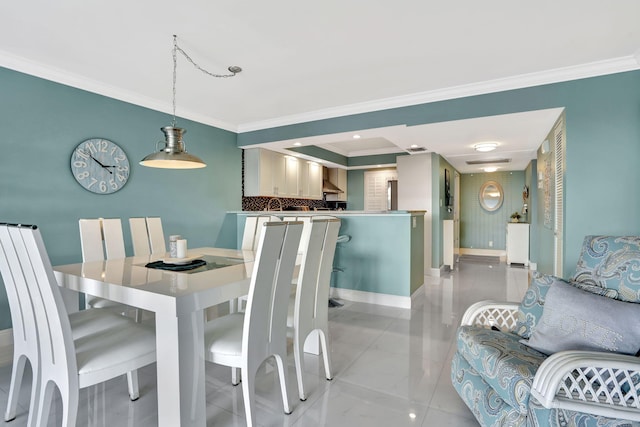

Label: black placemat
[145,259,207,271]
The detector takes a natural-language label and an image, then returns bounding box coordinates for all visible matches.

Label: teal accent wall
[287,146,348,166]
[346,170,365,210]
[348,152,407,167]
[460,172,525,250]
[0,67,241,330]
[238,70,640,278]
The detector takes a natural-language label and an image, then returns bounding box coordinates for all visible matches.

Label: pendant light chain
[170,35,241,127]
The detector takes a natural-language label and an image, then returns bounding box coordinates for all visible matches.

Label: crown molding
[237,54,640,133]
[0,50,237,132]
[3,49,639,135]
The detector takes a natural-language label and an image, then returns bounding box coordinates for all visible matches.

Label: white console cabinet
[506,223,529,266]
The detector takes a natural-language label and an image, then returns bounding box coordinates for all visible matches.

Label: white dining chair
[287,218,340,401]
[250,215,282,251]
[79,218,130,312]
[129,217,151,256]
[0,223,40,425]
[5,224,157,427]
[231,215,282,313]
[1,223,143,424]
[204,221,302,427]
[146,217,166,255]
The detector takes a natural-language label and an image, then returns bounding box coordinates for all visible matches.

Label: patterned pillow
[514,272,561,339]
[523,280,640,356]
[573,236,640,302]
[514,271,619,339]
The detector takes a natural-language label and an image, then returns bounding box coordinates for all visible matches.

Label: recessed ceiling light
[484,167,498,172]
[376,165,382,167]
[474,142,498,152]
[353,134,361,139]
[293,142,301,146]
[410,144,419,148]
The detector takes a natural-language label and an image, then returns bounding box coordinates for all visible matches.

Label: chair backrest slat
[79,219,104,262]
[146,217,166,255]
[102,218,126,259]
[243,221,302,352]
[129,217,151,256]
[241,216,259,251]
[295,219,341,326]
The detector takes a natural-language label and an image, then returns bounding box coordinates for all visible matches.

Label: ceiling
[2,1,639,172]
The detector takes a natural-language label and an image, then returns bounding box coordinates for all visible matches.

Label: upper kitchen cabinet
[244,148,322,199]
[325,168,348,202]
[299,160,323,199]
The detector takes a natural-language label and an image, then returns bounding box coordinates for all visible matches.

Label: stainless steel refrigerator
[387,179,398,210]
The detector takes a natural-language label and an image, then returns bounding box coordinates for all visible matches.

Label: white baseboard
[459,248,506,258]
[330,287,412,309]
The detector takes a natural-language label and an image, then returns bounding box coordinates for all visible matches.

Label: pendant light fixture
[140,35,242,169]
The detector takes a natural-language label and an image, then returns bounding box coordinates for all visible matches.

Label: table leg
[155,309,206,427]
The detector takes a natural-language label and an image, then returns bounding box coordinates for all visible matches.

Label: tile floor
[0,258,530,426]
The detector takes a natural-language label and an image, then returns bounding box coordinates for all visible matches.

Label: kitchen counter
[227,211,425,308]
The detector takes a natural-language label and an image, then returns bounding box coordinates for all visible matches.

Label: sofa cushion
[522,280,640,356]
[451,351,527,427]
[457,325,547,414]
[573,236,640,303]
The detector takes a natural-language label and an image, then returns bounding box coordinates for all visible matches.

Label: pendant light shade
[140,35,241,170]
[140,126,206,169]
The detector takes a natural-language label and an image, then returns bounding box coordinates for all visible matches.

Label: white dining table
[53,247,256,427]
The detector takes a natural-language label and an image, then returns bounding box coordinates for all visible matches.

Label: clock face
[70,138,130,194]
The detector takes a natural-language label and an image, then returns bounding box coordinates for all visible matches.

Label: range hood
[322,167,344,194]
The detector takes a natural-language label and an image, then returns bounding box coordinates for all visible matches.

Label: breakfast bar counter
[230,211,425,308]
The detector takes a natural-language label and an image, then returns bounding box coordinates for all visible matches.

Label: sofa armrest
[460,300,520,330]
[531,350,640,421]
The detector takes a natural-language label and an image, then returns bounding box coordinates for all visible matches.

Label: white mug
[169,235,182,258]
[176,239,188,258]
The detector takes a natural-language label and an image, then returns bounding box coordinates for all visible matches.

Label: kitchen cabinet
[244,148,321,199]
[325,168,348,201]
[506,223,529,266]
[299,161,322,199]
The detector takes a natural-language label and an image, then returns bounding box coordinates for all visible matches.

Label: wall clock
[70,138,130,194]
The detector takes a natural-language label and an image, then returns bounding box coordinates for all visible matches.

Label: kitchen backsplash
[242,197,327,211]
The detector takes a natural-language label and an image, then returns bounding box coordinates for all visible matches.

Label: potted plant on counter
[510,211,522,223]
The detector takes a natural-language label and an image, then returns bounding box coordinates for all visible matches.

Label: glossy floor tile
[0,258,529,426]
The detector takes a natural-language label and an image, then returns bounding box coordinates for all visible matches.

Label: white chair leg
[229,298,237,313]
[60,382,79,427]
[127,370,140,400]
[293,334,306,401]
[231,367,241,386]
[35,381,56,427]
[319,330,333,380]
[241,366,257,427]
[274,354,292,415]
[4,355,26,421]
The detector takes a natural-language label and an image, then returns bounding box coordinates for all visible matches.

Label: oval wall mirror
[479,181,504,211]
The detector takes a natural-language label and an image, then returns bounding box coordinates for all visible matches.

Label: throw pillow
[522,280,640,356]
[514,272,561,339]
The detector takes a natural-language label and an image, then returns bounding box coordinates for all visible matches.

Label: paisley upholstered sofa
[451,236,640,427]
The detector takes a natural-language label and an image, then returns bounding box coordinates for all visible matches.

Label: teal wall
[238,70,640,278]
[2,65,640,330]
[346,170,365,210]
[459,172,525,250]
[0,67,242,330]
